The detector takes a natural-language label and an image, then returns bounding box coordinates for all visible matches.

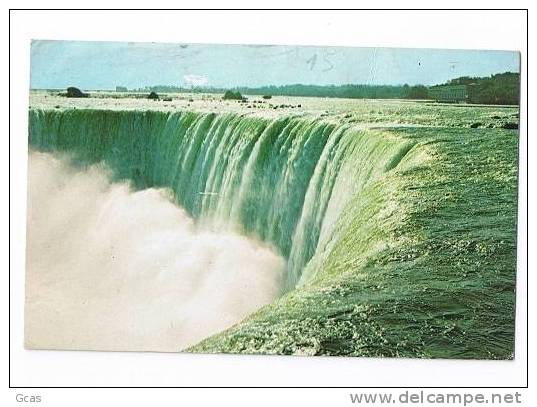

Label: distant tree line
[132,72,519,105]
[135,84,429,100]
[447,72,520,105]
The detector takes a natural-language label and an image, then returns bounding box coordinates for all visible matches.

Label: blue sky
[30,40,520,90]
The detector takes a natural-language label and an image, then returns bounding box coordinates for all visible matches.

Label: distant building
[428,85,468,103]
[116,86,128,92]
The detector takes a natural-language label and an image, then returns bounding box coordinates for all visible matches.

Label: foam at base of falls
[25,151,284,352]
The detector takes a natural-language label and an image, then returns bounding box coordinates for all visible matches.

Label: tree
[223,90,244,100]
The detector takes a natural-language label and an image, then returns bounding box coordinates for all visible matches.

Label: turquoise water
[29,109,414,290]
[28,106,518,358]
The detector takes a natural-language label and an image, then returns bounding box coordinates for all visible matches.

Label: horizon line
[29,70,519,92]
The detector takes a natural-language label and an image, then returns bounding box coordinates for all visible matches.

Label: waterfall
[29,108,414,288]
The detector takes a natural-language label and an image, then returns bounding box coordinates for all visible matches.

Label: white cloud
[183,74,209,87]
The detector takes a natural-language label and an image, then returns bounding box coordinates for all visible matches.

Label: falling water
[29,109,414,288]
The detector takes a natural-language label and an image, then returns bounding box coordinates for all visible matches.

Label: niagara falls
[24,41,520,359]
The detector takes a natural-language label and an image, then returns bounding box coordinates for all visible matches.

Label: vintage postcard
[26,41,520,358]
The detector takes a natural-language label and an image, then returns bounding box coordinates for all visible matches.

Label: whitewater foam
[25,151,284,352]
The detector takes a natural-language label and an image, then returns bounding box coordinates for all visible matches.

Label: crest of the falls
[29,109,414,288]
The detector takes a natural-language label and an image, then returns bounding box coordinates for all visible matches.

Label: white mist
[25,151,284,352]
